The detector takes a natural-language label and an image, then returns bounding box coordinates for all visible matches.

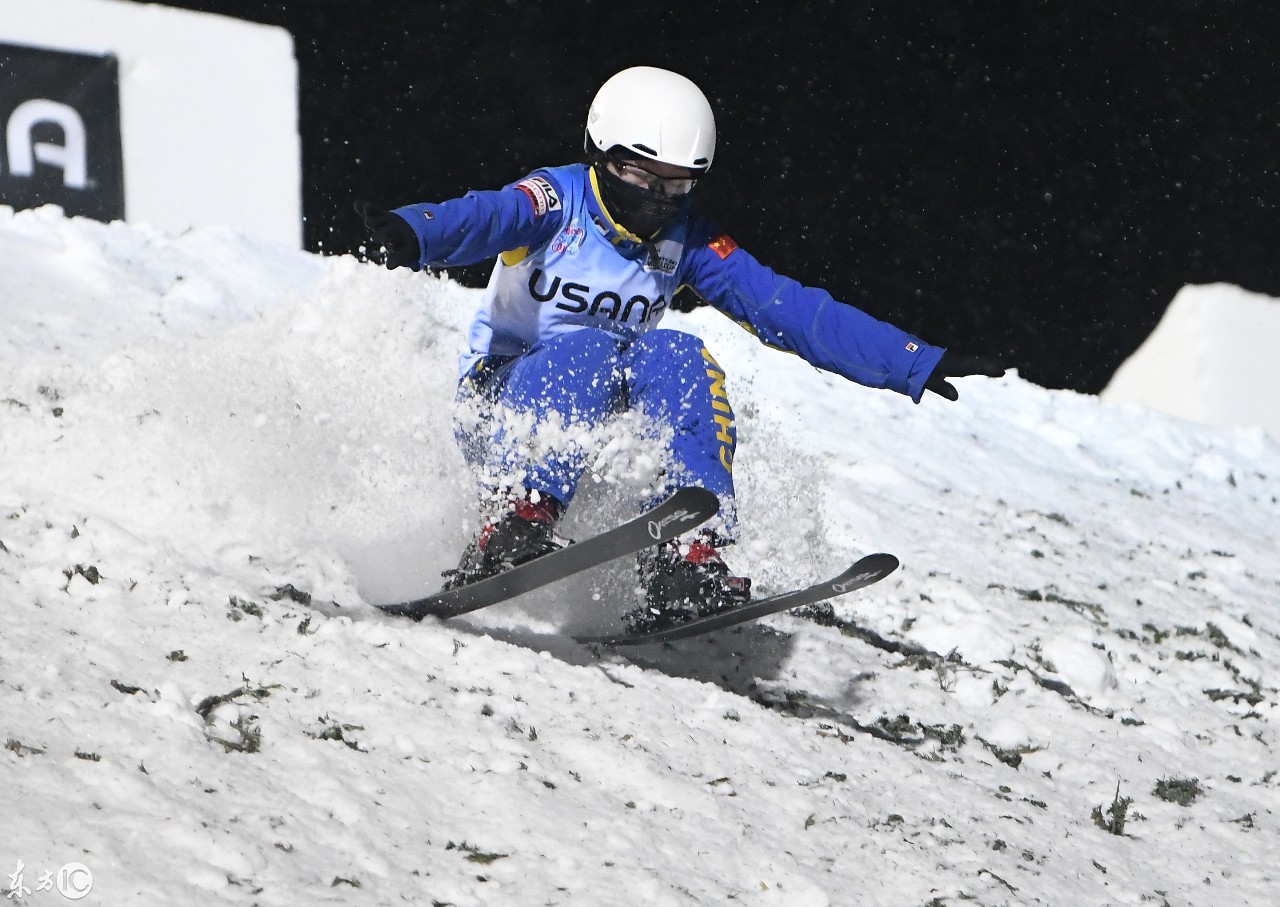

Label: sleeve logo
[515,176,561,217]
[708,233,738,259]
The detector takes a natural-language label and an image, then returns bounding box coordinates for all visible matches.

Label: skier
[357,66,1004,631]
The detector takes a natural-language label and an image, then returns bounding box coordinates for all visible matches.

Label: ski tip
[642,486,720,544]
[843,552,899,584]
[374,602,418,621]
[863,552,900,573]
[674,485,719,512]
[375,600,441,622]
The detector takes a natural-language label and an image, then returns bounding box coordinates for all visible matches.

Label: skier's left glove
[924,351,1007,401]
[354,200,421,271]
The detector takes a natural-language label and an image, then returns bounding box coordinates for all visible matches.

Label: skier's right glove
[924,351,1007,401]
[354,200,421,270]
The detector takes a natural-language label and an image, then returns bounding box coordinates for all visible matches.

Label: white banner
[0,0,301,247]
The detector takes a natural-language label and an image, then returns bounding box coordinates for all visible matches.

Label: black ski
[575,552,899,646]
[376,487,719,621]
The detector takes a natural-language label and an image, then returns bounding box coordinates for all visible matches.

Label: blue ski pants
[457,327,737,534]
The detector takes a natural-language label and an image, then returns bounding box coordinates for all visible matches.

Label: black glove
[354,200,421,270]
[924,351,1007,401]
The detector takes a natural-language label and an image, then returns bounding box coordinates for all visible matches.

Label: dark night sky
[140,1,1279,393]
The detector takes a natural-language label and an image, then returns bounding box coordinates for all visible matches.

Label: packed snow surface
[2,205,1279,905]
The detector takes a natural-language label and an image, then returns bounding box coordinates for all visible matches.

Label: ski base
[376,486,719,622]
[575,552,899,646]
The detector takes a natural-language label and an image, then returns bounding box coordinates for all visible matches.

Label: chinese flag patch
[708,233,739,259]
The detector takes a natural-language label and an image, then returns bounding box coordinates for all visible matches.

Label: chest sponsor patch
[645,239,683,275]
[708,233,739,259]
[515,176,561,217]
[550,220,586,255]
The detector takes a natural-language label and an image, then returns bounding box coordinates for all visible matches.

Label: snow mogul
[356,66,1003,631]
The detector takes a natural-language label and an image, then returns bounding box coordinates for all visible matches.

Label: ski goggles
[607,156,698,198]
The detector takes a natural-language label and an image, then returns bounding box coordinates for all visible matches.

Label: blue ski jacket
[392,163,944,401]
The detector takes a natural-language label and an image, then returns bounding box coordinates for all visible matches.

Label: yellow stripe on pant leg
[701,347,735,474]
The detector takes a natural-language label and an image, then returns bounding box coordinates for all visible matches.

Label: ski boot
[441,494,570,590]
[625,531,751,633]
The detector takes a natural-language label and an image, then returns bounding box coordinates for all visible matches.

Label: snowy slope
[1102,283,1280,440]
[2,206,1278,906]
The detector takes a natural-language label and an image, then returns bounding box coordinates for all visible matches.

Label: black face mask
[594,162,684,239]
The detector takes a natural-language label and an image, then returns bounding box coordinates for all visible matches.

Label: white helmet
[585,67,716,173]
